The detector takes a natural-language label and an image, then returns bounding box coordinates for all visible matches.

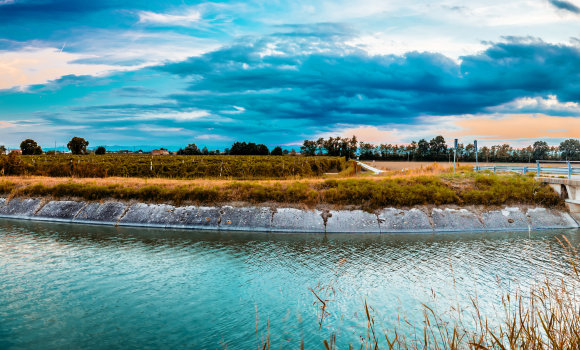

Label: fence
[474,161,580,179]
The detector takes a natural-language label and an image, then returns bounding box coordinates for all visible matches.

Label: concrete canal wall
[0,197,578,233]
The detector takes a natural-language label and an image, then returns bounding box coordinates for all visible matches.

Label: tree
[95,146,106,155]
[417,139,430,158]
[359,142,375,160]
[255,144,269,155]
[0,145,6,155]
[271,146,283,156]
[224,148,230,155]
[560,139,580,160]
[20,139,42,155]
[67,137,89,155]
[300,140,318,156]
[429,136,447,160]
[202,146,209,155]
[282,149,289,155]
[533,140,549,160]
[290,149,297,156]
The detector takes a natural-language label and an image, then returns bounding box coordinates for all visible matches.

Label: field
[0,154,346,179]
[362,161,537,171]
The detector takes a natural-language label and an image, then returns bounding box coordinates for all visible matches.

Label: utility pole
[453,139,458,177]
[474,140,478,171]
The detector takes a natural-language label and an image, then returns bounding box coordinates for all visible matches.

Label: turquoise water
[1,219,578,349]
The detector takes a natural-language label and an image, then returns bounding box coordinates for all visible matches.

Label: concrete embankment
[0,198,578,233]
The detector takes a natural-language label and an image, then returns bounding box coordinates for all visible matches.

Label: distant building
[151,149,170,155]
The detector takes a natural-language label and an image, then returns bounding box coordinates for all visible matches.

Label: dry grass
[364,161,537,171]
[269,236,580,350]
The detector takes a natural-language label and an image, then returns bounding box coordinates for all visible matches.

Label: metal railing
[473,161,580,179]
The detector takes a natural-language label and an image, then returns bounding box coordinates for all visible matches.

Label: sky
[1,0,580,150]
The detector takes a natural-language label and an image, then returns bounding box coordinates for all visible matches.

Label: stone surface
[482,207,530,231]
[118,203,174,228]
[73,202,127,226]
[271,208,325,233]
[325,210,380,233]
[34,201,86,222]
[431,208,485,232]
[526,208,579,230]
[0,198,5,208]
[0,198,43,219]
[378,208,433,233]
[166,206,221,230]
[220,206,271,232]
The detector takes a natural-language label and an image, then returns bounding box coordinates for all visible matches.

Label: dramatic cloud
[156,31,580,126]
[548,0,580,14]
[1,0,580,149]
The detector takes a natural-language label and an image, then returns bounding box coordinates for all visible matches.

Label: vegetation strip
[0,153,347,179]
[0,173,564,208]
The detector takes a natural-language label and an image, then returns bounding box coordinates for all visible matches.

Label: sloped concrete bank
[0,198,578,233]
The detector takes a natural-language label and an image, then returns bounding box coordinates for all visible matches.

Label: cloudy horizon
[1,0,580,150]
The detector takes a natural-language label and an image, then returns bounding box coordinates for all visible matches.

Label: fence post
[537,162,540,177]
[493,166,496,173]
[569,161,572,180]
[523,166,527,175]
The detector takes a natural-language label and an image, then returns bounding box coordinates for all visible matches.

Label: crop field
[0,154,347,179]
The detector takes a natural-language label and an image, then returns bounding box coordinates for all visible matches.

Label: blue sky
[1,0,580,150]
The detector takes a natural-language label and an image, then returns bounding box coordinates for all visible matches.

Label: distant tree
[359,142,375,160]
[271,146,283,156]
[290,149,297,156]
[300,140,318,156]
[202,146,209,155]
[67,137,89,155]
[560,139,580,160]
[416,139,430,158]
[316,138,324,155]
[95,146,106,155]
[255,144,269,155]
[20,139,43,155]
[46,150,56,155]
[224,148,230,155]
[533,140,549,160]
[0,145,6,155]
[429,136,447,160]
[229,142,248,155]
[282,149,289,155]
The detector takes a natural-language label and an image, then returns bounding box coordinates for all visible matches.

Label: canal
[1,219,578,349]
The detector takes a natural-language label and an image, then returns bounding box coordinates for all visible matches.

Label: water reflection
[1,219,578,349]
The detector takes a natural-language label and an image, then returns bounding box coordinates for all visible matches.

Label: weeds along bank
[0,153,346,179]
[0,173,563,208]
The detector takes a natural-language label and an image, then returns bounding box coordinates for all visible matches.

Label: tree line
[302,136,580,162]
[177,142,298,156]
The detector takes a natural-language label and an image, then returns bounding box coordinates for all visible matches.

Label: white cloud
[138,126,184,133]
[138,111,210,121]
[138,10,201,26]
[487,95,580,113]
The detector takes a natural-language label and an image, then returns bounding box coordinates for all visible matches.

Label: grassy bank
[0,171,563,209]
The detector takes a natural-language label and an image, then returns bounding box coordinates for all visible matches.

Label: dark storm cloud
[154,29,580,126]
[547,0,580,14]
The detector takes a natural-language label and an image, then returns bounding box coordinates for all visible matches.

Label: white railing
[473,161,580,179]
